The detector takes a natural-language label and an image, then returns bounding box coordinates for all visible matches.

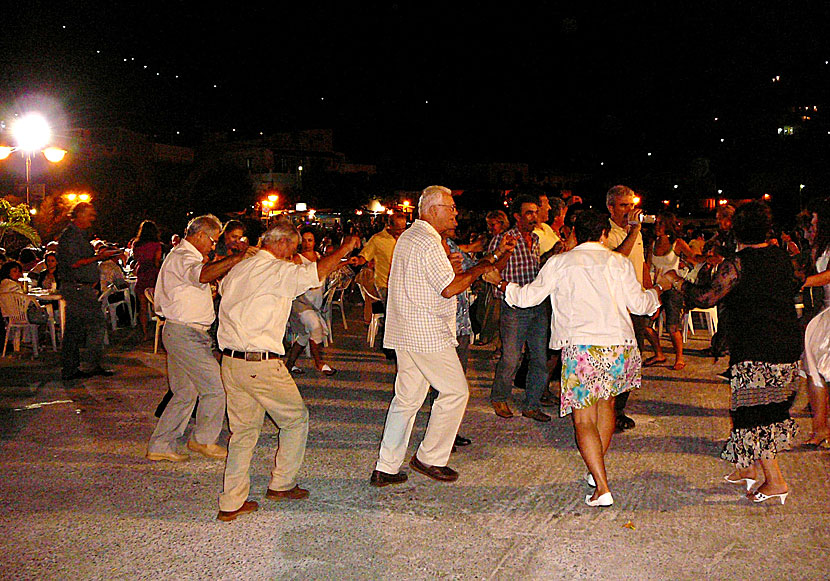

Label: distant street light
[0,113,67,206]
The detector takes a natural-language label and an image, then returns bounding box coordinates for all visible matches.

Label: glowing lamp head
[0,146,13,160]
[267,193,278,203]
[632,196,641,205]
[13,114,51,152]
[78,193,91,202]
[43,147,67,163]
[65,193,78,202]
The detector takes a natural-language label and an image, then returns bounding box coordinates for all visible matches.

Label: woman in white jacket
[484,210,668,507]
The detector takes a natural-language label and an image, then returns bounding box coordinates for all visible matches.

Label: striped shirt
[489,226,540,299]
[383,220,457,352]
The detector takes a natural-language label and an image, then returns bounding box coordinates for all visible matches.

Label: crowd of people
[1,185,829,517]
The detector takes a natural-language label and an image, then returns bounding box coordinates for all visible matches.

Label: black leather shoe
[615,413,636,432]
[370,470,408,487]
[409,455,458,482]
[89,367,115,377]
[454,435,471,447]
[62,369,93,381]
[522,409,552,422]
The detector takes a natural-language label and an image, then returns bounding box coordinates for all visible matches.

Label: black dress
[683,245,802,468]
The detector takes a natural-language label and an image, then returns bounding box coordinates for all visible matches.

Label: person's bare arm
[317,236,361,281]
[441,262,494,298]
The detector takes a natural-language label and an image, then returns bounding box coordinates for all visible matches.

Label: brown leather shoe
[522,409,552,422]
[265,485,309,501]
[217,500,259,522]
[409,455,458,482]
[492,401,514,418]
[187,440,227,460]
[370,470,408,487]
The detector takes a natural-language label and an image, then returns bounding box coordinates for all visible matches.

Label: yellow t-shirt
[604,218,645,288]
[359,229,397,289]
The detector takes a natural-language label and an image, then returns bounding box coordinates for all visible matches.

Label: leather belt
[222,349,281,362]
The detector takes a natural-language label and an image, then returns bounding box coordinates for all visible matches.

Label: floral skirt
[560,345,641,417]
[720,360,799,468]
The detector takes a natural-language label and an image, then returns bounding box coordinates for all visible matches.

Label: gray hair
[606,185,635,208]
[185,214,222,237]
[418,185,452,217]
[261,219,300,247]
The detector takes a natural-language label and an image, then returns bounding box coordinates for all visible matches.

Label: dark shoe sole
[409,457,458,482]
[370,471,408,487]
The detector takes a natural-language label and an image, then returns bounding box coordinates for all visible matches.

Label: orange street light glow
[43,147,67,163]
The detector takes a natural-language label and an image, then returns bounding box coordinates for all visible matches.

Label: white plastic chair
[683,307,718,342]
[144,288,165,354]
[0,293,57,358]
[99,285,134,332]
[357,282,384,348]
[328,269,353,331]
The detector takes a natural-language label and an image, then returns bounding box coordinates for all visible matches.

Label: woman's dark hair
[0,260,23,280]
[133,220,160,247]
[18,247,38,264]
[572,209,609,244]
[732,201,773,245]
[222,219,245,237]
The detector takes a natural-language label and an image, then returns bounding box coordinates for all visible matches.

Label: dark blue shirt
[57,223,99,284]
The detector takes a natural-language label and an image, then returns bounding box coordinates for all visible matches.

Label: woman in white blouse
[485,210,669,507]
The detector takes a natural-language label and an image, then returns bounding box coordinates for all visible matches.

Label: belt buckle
[245,352,261,362]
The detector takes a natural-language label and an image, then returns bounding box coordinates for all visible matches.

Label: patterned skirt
[720,360,799,468]
[560,345,641,417]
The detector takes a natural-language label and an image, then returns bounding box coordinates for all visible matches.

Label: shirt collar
[414,219,442,241]
[179,238,206,260]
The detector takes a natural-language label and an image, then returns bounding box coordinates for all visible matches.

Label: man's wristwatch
[653,283,664,292]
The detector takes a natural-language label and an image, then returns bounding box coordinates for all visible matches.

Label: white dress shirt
[504,242,660,348]
[154,239,215,326]
[217,249,320,354]
[383,219,457,353]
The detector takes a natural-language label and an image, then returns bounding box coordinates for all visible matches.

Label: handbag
[27,301,49,325]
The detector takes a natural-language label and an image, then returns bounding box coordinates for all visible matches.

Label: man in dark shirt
[57,202,119,381]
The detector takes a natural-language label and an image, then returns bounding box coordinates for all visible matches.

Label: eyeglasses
[204,232,218,245]
[435,204,457,211]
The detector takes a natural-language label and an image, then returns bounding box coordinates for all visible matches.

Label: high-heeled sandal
[751,490,788,505]
[724,474,756,492]
[801,434,830,449]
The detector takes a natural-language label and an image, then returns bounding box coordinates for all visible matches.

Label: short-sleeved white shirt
[218,249,320,354]
[383,219,457,353]
[154,239,215,325]
[604,218,645,288]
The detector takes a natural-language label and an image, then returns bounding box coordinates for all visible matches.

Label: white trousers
[375,348,469,473]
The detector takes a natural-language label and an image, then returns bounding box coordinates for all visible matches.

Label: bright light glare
[267,194,278,202]
[78,193,91,202]
[0,146,13,160]
[65,193,78,201]
[43,147,66,162]
[13,114,51,152]
[633,196,641,205]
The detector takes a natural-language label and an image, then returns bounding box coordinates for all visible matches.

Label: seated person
[99,246,128,290]
[36,251,60,290]
[0,261,24,294]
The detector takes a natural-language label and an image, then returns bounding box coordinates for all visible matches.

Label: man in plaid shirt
[488,194,551,422]
[370,185,499,487]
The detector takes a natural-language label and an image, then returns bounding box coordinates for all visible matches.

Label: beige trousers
[375,348,469,474]
[218,356,309,512]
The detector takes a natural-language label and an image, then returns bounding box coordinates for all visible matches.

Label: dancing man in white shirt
[215,221,359,521]
[371,185,500,486]
[146,214,249,463]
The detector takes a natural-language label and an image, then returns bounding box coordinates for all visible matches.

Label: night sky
[2,2,830,168]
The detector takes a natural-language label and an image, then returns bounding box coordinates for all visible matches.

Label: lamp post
[0,113,66,206]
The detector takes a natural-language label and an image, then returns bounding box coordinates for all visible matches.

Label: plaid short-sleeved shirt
[488,226,540,299]
[383,220,457,353]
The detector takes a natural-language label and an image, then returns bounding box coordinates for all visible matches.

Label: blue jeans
[490,301,548,411]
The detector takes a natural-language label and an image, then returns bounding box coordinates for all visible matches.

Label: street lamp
[0,113,67,206]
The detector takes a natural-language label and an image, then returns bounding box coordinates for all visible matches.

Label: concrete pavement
[1,301,828,580]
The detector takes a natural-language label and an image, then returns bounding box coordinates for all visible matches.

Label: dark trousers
[61,285,106,374]
[617,314,648,413]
